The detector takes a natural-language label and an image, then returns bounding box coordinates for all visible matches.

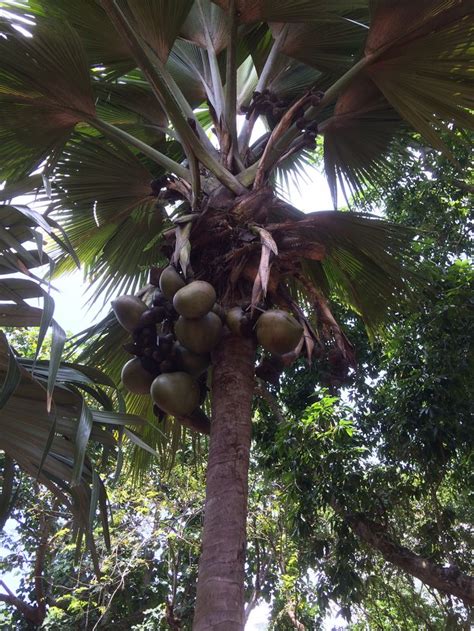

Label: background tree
[0,2,472,629]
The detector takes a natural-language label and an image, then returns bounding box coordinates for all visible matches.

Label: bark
[0,455,15,530]
[345,512,474,606]
[193,334,256,631]
[0,581,44,626]
[286,605,306,630]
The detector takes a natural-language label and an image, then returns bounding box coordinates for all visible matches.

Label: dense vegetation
[1,133,472,629]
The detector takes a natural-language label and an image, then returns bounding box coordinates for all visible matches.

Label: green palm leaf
[181,0,228,52]
[318,1,473,195]
[124,0,194,62]
[0,16,95,180]
[321,77,404,204]
[211,0,368,23]
[0,331,146,535]
[269,208,420,337]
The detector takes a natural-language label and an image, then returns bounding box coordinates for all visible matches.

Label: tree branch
[0,581,44,626]
[338,508,474,606]
[255,380,286,425]
[176,408,211,435]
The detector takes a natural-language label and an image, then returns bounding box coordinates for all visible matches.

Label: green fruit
[174,343,210,377]
[159,265,185,300]
[174,312,223,354]
[226,306,245,335]
[256,309,303,355]
[121,358,154,394]
[150,372,200,416]
[212,303,226,321]
[173,280,216,319]
[112,295,148,332]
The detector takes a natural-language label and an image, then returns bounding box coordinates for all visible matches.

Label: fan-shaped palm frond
[0,199,153,539]
[317,0,474,198]
[321,77,404,205]
[0,331,145,552]
[210,0,368,23]
[181,0,228,52]
[265,203,420,337]
[0,16,95,180]
[123,0,194,63]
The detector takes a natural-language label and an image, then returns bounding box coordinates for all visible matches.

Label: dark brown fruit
[256,309,303,355]
[139,309,158,327]
[150,372,200,416]
[152,289,167,307]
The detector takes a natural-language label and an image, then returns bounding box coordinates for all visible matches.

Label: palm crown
[0,1,472,627]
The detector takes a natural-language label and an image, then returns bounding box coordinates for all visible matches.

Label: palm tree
[0,1,472,628]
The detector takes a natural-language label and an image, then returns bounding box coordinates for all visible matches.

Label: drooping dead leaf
[250,226,278,310]
[172,222,192,278]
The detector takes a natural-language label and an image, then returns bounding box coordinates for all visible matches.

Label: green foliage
[0,2,472,628]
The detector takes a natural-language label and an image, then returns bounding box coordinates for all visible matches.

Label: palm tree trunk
[193,333,256,631]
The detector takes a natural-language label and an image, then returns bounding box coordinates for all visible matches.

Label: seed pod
[121,358,155,395]
[174,312,223,354]
[256,309,303,355]
[139,309,158,327]
[152,289,167,307]
[174,343,210,377]
[159,265,186,300]
[173,280,216,319]
[111,295,148,332]
[150,372,200,417]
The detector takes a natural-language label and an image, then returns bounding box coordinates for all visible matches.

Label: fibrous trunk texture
[193,333,256,631]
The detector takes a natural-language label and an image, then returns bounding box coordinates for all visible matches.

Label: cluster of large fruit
[113,264,305,420]
[112,266,223,419]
